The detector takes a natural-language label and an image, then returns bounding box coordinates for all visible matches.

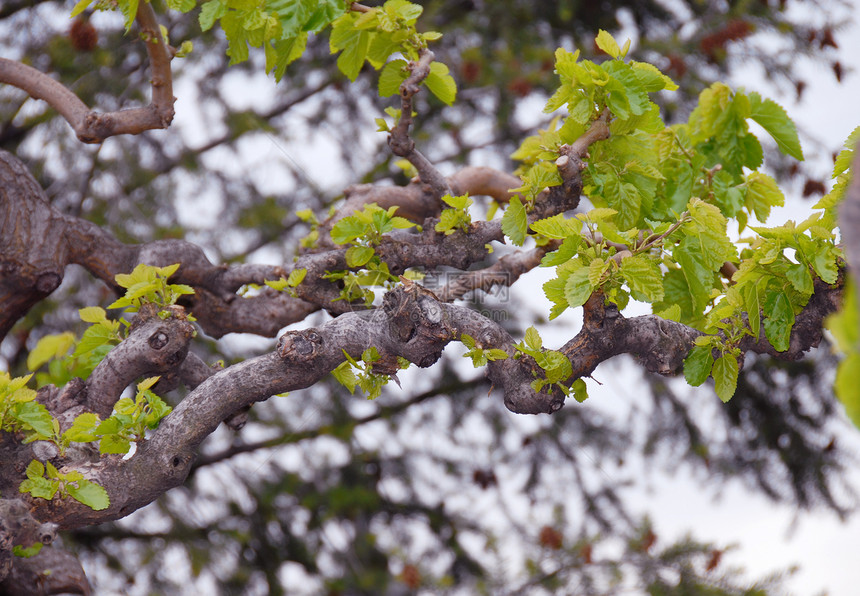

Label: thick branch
[0,3,174,143]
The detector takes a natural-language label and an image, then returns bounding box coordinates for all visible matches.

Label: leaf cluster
[514,327,587,401]
[327,203,415,305]
[18,459,109,511]
[435,193,473,235]
[331,347,405,400]
[109,263,195,315]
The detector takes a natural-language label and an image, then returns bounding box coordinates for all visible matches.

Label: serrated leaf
[684,344,714,386]
[485,349,509,361]
[25,459,45,479]
[749,92,803,161]
[712,355,739,402]
[330,216,368,244]
[530,214,582,240]
[744,172,784,223]
[136,376,160,392]
[27,332,75,371]
[19,476,57,501]
[763,290,794,352]
[595,30,621,58]
[67,479,110,511]
[199,0,227,32]
[79,307,108,324]
[524,326,542,351]
[63,413,100,443]
[378,59,408,97]
[620,255,664,302]
[14,401,54,438]
[564,267,594,308]
[346,245,375,267]
[786,263,814,296]
[99,434,131,455]
[332,361,358,392]
[501,196,528,246]
[425,61,457,106]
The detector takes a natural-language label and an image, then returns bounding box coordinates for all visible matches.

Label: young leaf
[684,345,714,387]
[379,59,408,97]
[620,255,664,302]
[346,246,376,268]
[712,355,739,402]
[571,378,589,403]
[524,326,542,351]
[835,353,860,428]
[501,196,528,246]
[763,290,794,352]
[749,92,803,161]
[425,62,457,106]
[27,332,76,371]
[564,267,594,309]
[595,30,621,58]
[66,479,110,511]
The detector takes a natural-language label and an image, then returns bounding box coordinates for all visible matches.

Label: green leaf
[530,214,582,240]
[501,196,528,246]
[167,0,195,12]
[331,216,368,244]
[620,255,664,302]
[199,0,227,32]
[67,479,110,511]
[712,355,739,402]
[763,290,794,352]
[835,353,860,428]
[571,378,589,403]
[684,344,714,386]
[346,245,376,268]
[25,459,45,479]
[595,30,621,58]
[810,246,839,284]
[330,13,372,81]
[13,542,43,558]
[744,172,784,223]
[99,434,131,455]
[749,92,804,161]
[63,413,100,443]
[378,59,408,97]
[786,263,814,296]
[674,239,715,314]
[524,326,542,351]
[27,332,76,371]
[425,61,457,106]
[70,0,95,18]
[564,267,594,309]
[332,361,358,392]
[13,401,54,438]
[19,476,57,501]
[485,349,509,361]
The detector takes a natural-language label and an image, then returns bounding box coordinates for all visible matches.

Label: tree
[0,1,857,594]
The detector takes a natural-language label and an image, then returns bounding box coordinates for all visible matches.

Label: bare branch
[388,49,452,200]
[0,3,174,143]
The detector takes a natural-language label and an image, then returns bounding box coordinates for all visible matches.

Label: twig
[388,49,452,199]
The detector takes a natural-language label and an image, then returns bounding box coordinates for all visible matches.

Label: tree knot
[277,329,323,360]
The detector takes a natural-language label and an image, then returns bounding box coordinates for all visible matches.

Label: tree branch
[388,49,452,200]
[0,2,174,143]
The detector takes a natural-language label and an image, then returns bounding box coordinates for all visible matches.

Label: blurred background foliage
[0,0,856,593]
